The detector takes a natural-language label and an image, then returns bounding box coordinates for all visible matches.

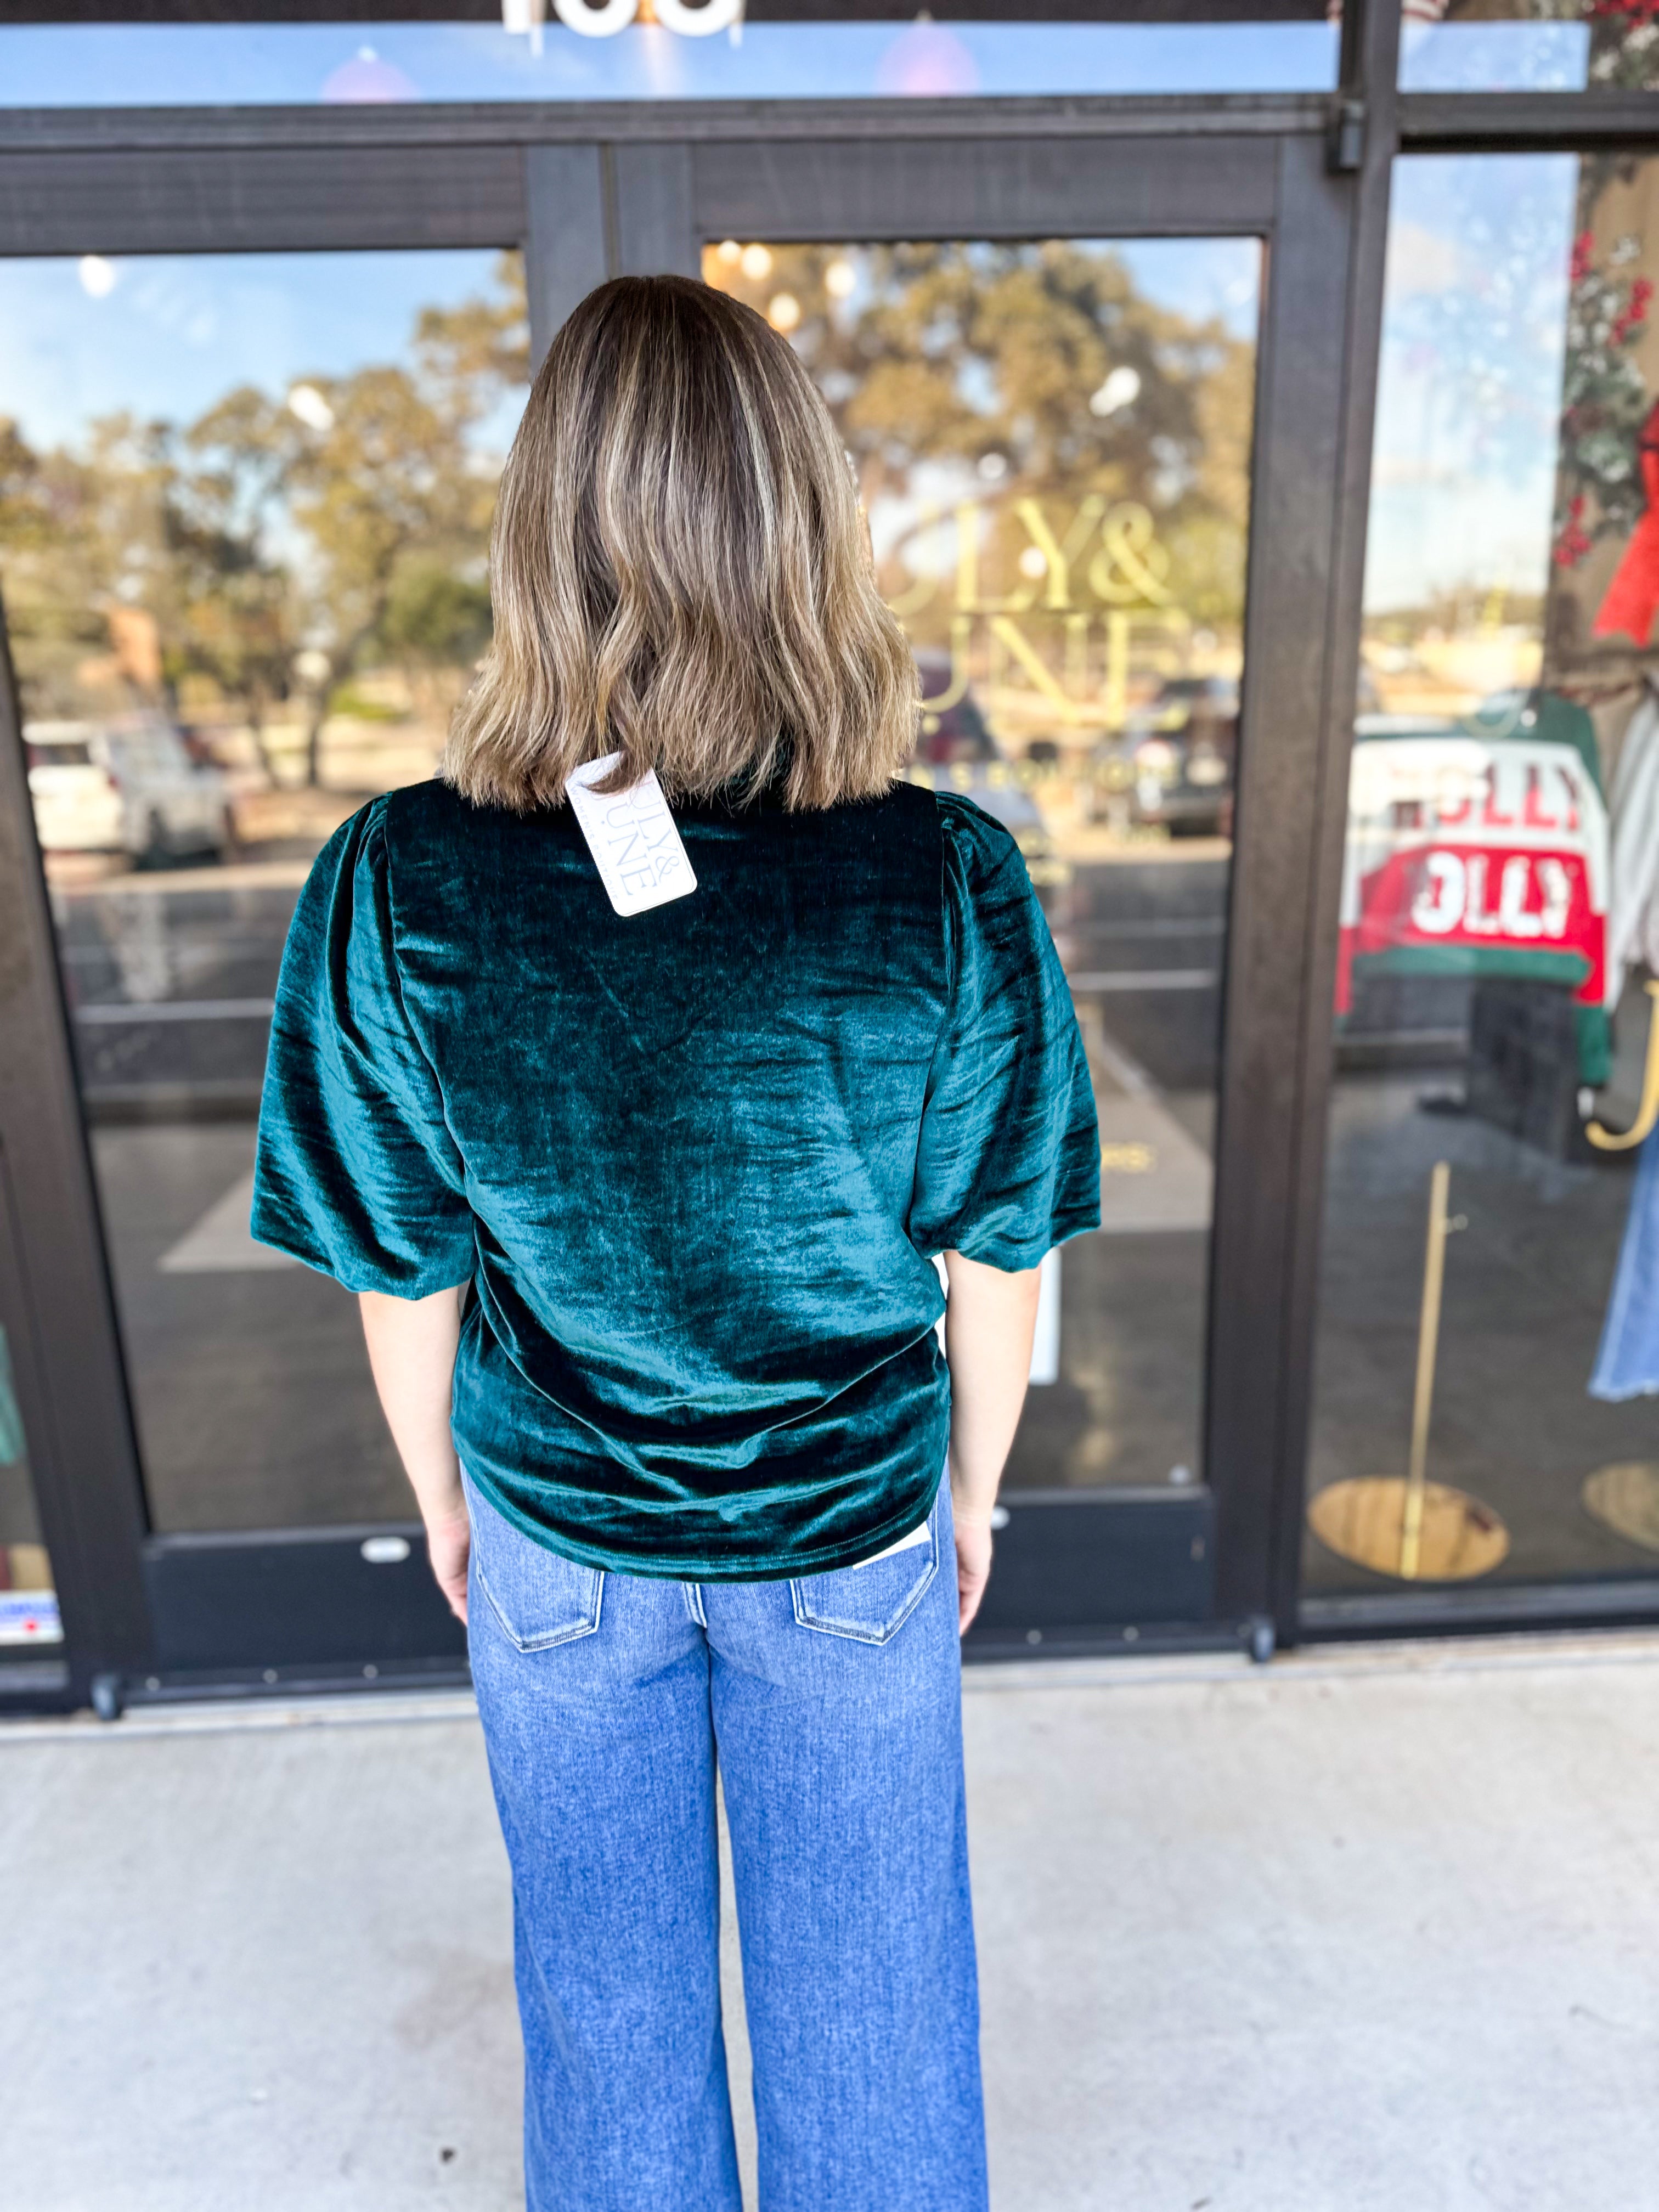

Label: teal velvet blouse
[251,777,1100,1578]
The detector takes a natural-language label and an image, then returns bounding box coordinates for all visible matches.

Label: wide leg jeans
[464,1471,988,2212]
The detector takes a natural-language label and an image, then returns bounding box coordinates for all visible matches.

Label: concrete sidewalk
[4,1634,1658,2212]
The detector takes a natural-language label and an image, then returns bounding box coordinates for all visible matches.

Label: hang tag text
[565,754,698,918]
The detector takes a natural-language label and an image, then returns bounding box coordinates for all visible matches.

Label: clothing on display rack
[1595,398,1659,652]
[1601,681,1659,1012]
[1588,690,1659,1398]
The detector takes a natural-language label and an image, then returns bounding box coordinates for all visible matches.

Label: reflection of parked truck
[25,718,232,864]
[1093,675,1238,837]
[911,651,1058,877]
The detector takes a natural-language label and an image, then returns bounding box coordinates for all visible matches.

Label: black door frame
[32,0,1629,1706]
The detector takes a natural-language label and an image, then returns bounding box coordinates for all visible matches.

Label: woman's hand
[358,1284,472,1627]
[425,1502,472,1626]
[942,1248,1041,1637]
[953,1514,993,1636]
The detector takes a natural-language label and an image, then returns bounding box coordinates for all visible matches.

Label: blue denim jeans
[464,1470,987,2212]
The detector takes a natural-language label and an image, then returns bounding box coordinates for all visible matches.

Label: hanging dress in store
[1595,398,1659,649]
[1601,682,1659,1009]
[1589,687,1659,1398]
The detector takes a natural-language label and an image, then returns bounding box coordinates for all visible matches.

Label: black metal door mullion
[683,131,1285,242]
[1203,131,1360,1635]
[1265,0,1404,1643]
[524,144,609,373]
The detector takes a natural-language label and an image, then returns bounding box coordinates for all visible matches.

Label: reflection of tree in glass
[0,252,526,787]
[1542,156,1659,672]
[706,240,1252,650]
[1552,230,1652,565]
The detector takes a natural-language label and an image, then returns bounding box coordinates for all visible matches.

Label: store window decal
[706,238,1260,884]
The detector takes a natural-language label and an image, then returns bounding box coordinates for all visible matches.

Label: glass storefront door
[704,237,1259,1508]
[1,246,528,1677]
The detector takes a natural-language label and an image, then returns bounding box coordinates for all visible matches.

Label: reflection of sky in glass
[1400,21,1590,92]
[0,251,524,457]
[1117,238,1262,343]
[1364,155,1577,614]
[2,236,1261,461]
[0,19,1336,106]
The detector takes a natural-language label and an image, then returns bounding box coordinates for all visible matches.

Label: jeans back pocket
[789,1499,939,1646]
[464,1471,605,1654]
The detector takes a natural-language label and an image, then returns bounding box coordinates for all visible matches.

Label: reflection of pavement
[1014,1011,1213,1492]
[52,866,301,1110]
[1053,829,1233,868]
[160,1170,295,1273]
[52,857,314,897]
[1005,851,1224,1493]
[1087,1020,1213,1235]
[91,1125,405,1534]
[1092,1097,1211,1234]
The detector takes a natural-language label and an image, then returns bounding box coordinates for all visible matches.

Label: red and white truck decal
[1336,733,1609,1014]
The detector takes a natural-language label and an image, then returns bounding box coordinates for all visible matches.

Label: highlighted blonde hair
[443,274,918,812]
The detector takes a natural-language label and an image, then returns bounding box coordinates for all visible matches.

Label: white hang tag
[564,753,698,918]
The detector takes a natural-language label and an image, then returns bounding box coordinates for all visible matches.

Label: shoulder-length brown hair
[443,273,917,812]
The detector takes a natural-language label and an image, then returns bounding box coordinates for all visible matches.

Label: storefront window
[1308,153,1659,1595]
[0,14,1337,106]
[708,236,1261,1489]
[0,1323,61,1650]
[0,247,528,1533]
[1402,2,1659,92]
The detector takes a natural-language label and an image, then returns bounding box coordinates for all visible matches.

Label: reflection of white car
[25,719,232,863]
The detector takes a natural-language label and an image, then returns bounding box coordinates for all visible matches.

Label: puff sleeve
[909,794,1101,1269]
[250,797,475,1295]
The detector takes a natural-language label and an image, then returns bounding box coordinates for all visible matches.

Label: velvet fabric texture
[251,777,1100,1578]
